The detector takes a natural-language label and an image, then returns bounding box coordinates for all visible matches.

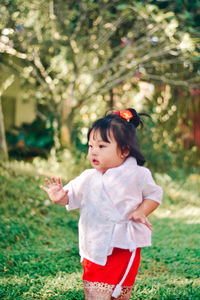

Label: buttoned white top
[64,157,162,266]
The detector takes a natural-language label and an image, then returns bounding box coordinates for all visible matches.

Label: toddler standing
[41,108,162,300]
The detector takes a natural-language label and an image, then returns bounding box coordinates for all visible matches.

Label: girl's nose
[91,147,98,155]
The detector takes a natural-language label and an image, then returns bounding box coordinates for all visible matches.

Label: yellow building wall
[15,97,36,127]
[1,70,36,130]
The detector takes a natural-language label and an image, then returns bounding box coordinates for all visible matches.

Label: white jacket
[64,157,162,266]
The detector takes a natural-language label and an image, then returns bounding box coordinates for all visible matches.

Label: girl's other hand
[40,177,69,206]
[129,209,152,230]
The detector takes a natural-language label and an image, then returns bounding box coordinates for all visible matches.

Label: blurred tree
[149,0,200,34]
[0,0,199,154]
[0,95,8,160]
[136,1,200,167]
[0,75,14,160]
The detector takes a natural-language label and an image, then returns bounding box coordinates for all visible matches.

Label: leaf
[116,4,129,10]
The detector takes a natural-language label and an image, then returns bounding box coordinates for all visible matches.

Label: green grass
[0,160,200,299]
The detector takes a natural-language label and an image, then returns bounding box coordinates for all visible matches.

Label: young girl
[40,108,162,300]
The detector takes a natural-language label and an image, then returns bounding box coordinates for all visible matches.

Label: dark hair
[87,108,149,166]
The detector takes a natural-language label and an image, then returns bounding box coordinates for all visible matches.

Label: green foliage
[150,0,200,34]
[6,118,54,159]
[1,0,199,158]
[0,161,200,299]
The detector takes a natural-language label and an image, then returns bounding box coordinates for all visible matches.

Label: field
[0,160,200,299]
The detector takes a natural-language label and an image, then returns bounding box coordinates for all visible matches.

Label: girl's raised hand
[40,177,69,206]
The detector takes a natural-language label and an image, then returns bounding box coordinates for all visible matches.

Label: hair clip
[114,110,133,122]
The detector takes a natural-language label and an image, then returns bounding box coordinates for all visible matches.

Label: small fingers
[40,185,48,192]
[52,176,63,186]
[58,177,62,186]
[146,223,152,230]
[45,178,52,186]
[142,219,152,230]
[129,215,152,230]
[128,212,134,220]
[52,177,57,183]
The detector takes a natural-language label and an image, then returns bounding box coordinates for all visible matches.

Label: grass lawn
[0,160,200,299]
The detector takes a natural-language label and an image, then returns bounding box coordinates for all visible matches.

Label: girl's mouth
[92,159,99,165]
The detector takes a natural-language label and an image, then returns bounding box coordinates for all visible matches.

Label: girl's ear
[121,147,130,158]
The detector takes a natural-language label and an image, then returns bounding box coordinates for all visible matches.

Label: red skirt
[82,247,141,286]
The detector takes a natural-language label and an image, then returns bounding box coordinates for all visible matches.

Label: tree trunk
[0,96,8,160]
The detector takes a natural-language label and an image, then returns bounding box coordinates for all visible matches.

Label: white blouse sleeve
[63,169,92,210]
[141,168,163,204]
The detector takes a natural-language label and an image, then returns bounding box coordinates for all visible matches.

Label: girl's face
[88,129,129,174]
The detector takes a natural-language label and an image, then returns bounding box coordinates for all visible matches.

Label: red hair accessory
[114,109,133,122]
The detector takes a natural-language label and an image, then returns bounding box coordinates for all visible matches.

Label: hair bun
[113,108,149,128]
[128,108,141,128]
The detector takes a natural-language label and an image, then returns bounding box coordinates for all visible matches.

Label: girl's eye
[88,145,92,148]
[99,145,105,148]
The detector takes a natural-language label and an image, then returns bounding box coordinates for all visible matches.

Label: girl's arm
[129,199,159,230]
[40,177,69,206]
[135,198,159,216]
